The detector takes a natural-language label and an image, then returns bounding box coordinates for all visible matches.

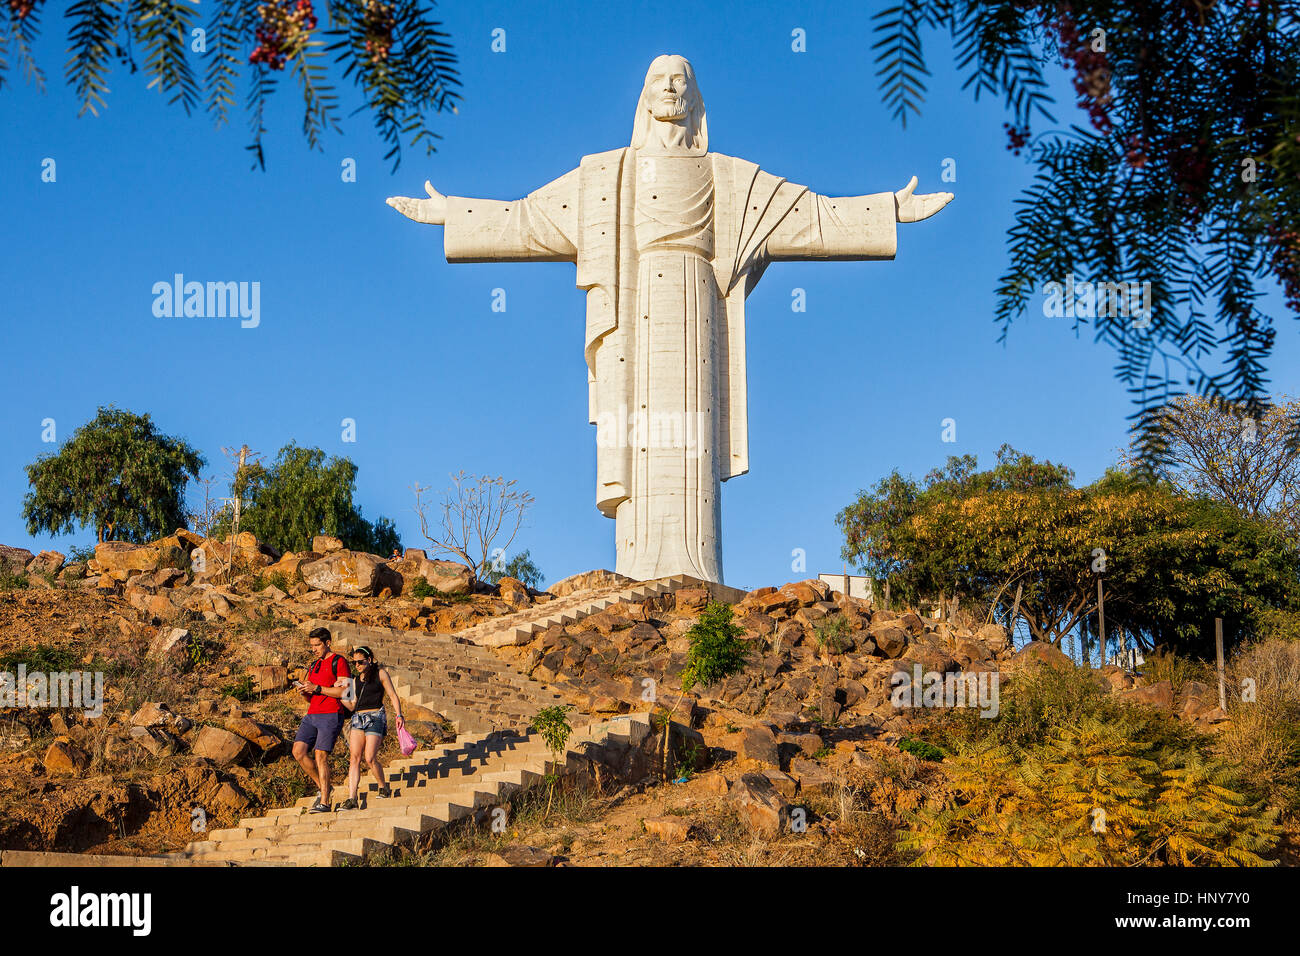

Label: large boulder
[27,550,65,577]
[264,551,319,584]
[547,569,634,598]
[1011,641,1073,672]
[147,627,193,664]
[300,551,398,597]
[94,541,160,580]
[738,725,781,770]
[1120,679,1175,710]
[975,623,1010,653]
[192,726,251,766]
[869,624,909,658]
[44,737,90,775]
[0,545,34,575]
[312,535,345,554]
[421,559,475,596]
[497,576,531,609]
[728,773,791,839]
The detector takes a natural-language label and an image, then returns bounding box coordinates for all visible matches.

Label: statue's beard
[649,94,690,122]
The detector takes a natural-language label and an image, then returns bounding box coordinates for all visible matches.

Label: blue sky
[1,1,1296,590]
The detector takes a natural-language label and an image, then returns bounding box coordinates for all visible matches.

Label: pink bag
[397,725,419,756]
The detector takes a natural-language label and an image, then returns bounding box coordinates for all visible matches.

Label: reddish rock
[44,737,89,774]
[192,726,251,766]
[0,545,34,574]
[644,815,693,844]
[870,625,908,659]
[94,541,160,580]
[1012,641,1073,671]
[729,773,791,839]
[1121,680,1175,710]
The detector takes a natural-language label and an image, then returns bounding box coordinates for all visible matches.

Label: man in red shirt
[292,627,352,812]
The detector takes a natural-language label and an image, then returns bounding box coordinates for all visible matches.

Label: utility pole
[219,444,259,583]
[1008,582,1023,649]
[1215,618,1227,711]
[1096,576,1106,669]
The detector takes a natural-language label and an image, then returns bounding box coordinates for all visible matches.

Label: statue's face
[643,55,694,122]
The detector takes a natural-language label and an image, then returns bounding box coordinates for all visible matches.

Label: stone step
[180,714,653,865]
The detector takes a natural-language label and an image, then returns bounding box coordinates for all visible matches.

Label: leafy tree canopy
[837,444,1300,655]
[213,442,399,554]
[22,405,204,543]
[1122,393,1300,543]
[479,548,544,589]
[873,1,1300,458]
[2,0,460,168]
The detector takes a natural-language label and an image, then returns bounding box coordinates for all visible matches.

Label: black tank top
[354,669,385,711]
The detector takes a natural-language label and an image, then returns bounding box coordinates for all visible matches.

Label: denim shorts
[350,709,388,738]
[295,712,345,752]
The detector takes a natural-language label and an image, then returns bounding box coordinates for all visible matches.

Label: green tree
[479,549,545,589]
[837,446,1300,657]
[3,1,460,169]
[213,442,399,554]
[871,2,1300,458]
[22,406,204,543]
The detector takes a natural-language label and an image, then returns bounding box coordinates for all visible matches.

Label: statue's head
[631,54,707,152]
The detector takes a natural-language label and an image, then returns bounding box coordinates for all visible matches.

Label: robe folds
[441,147,897,582]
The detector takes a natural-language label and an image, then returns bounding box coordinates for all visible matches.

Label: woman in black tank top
[337,645,405,811]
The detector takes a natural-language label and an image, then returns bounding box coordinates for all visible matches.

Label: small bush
[813,615,851,654]
[224,674,256,701]
[0,569,29,591]
[898,737,945,761]
[680,602,748,691]
[0,643,79,673]
[253,571,291,593]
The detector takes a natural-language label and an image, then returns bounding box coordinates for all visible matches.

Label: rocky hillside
[0,532,1282,865]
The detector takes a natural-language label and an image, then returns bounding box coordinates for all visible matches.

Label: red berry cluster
[362,0,396,64]
[1053,12,1112,135]
[1004,122,1031,156]
[8,0,35,19]
[249,0,317,71]
[1123,134,1148,169]
[1266,223,1300,313]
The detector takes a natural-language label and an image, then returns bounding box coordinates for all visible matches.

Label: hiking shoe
[308,799,331,813]
[338,798,358,811]
[378,786,392,799]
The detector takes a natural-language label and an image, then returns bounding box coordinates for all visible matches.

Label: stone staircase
[156,574,743,866]
[301,619,568,735]
[169,713,654,866]
[455,574,747,648]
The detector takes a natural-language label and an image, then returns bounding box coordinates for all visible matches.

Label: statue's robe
[442,146,897,583]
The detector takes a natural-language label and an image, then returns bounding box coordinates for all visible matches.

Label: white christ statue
[388,53,953,585]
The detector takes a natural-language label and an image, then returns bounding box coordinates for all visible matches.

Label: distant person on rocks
[292,627,351,813]
[336,645,405,811]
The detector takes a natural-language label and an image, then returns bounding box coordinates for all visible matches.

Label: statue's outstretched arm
[387,181,447,225]
[893,175,954,223]
[386,170,579,262]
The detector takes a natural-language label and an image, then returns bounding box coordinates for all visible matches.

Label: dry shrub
[1217,638,1300,818]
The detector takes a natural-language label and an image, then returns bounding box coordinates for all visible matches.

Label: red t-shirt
[306,653,351,715]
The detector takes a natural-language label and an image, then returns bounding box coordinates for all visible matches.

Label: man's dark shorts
[295,712,345,752]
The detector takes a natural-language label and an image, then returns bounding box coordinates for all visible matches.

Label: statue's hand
[894,175,954,223]
[385,181,448,225]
